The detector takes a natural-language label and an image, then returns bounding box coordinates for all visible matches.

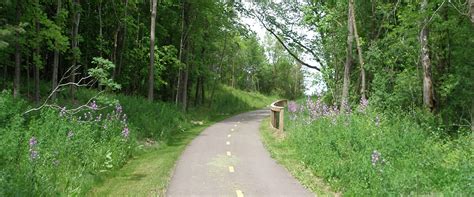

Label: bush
[0,92,135,196]
[1,85,274,195]
[284,97,472,195]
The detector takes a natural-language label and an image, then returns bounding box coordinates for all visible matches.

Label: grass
[87,123,210,196]
[259,117,338,196]
[0,84,275,196]
[86,86,275,196]
[275,99,473,195]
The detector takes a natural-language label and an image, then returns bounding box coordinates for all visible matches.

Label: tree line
[0,0,305,112]
[251,0,473,132]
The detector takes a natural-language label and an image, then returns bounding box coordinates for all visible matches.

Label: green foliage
[302,0,474,131]
[0,92,134,196]
[87,85,274,196]
[153,45,180,88]
[282,99,473,195]
[90,57,121,90]
[209,85,275,115]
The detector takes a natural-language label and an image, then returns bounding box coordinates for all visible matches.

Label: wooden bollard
[270,99,287,131]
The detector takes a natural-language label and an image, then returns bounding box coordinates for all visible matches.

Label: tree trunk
[98,0,103,57]
[182,66,189,111]
[70,0,81,101]
[469,0,474,24]
[117,0,129,77]
[14,0,21,98]
[176,0,190,111]
[201,77,205,105]
[176,0,186,105]
[350,0,367,101]
[148,0,157,101]
[370,0,376,39]
[231,62,235,88]
[194,76,201,106]
[34,14,40,104]
[52,0,61,100]
[420,0,435,111]
[26,56,30,99]
[341,0,354,112]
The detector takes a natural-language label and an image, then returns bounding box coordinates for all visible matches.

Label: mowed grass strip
[88,123,209,196]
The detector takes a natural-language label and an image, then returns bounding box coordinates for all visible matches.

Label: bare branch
[254,11,321,71]
[23,65,99,115]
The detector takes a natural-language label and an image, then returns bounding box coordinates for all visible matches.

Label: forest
[0,0,473,196]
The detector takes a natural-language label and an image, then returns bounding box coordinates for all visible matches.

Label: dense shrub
[1,86,274,195]
[284,98,472,195]
[0,91,134,196]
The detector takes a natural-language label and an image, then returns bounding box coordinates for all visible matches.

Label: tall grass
[0,85,274,196]
[282,98,472,195]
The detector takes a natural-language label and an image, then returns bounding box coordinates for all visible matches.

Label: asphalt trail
[167,109,312,197]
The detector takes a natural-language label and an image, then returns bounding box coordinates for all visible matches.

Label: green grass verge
[87,122,210,196]
[259,117,338,196]
[87,86,275,196]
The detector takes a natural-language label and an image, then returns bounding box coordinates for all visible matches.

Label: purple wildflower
[67,131,74,139]
[288,101,298,113]
[371,150,385,166]
[29,137,37,148]
[29,137,39,160]
[122,126,129,138]
[96,114,102,122]
[322,104,329,116]
[341,100,351,114]
[90,100,98,110]
[375,115,380,126]
[60,107,66,116]
[122,114,128,125]
[115,104,123,114]
[30,150,39,160]
[359,97,369,112]
[331,105,340,116]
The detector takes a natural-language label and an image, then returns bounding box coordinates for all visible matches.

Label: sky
[238,2,326,96]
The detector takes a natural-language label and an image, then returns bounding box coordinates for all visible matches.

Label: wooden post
[271,111,275,128]
[279,109,284,132]
[270,99,287,131]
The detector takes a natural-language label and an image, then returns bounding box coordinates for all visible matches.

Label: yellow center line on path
[236,190,244,197]
[226,141,230,145]
[228,166,235,173]
[227,151,231,156]
[231,129,234,132]
[234,124,237,127]
[228,134,231,138]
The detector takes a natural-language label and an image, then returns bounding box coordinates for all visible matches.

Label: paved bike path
[167,109,312,197]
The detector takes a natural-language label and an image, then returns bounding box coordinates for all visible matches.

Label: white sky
[239,3,325,96]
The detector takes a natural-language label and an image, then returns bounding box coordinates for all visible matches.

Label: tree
[341,0,354,112]
[70,0,81,101]
[51,0,64,100]
[470,0,474,24]
[13,0,21,98]
[148,0,157,101]
[349,0,367,101]
[420,0,435,111]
